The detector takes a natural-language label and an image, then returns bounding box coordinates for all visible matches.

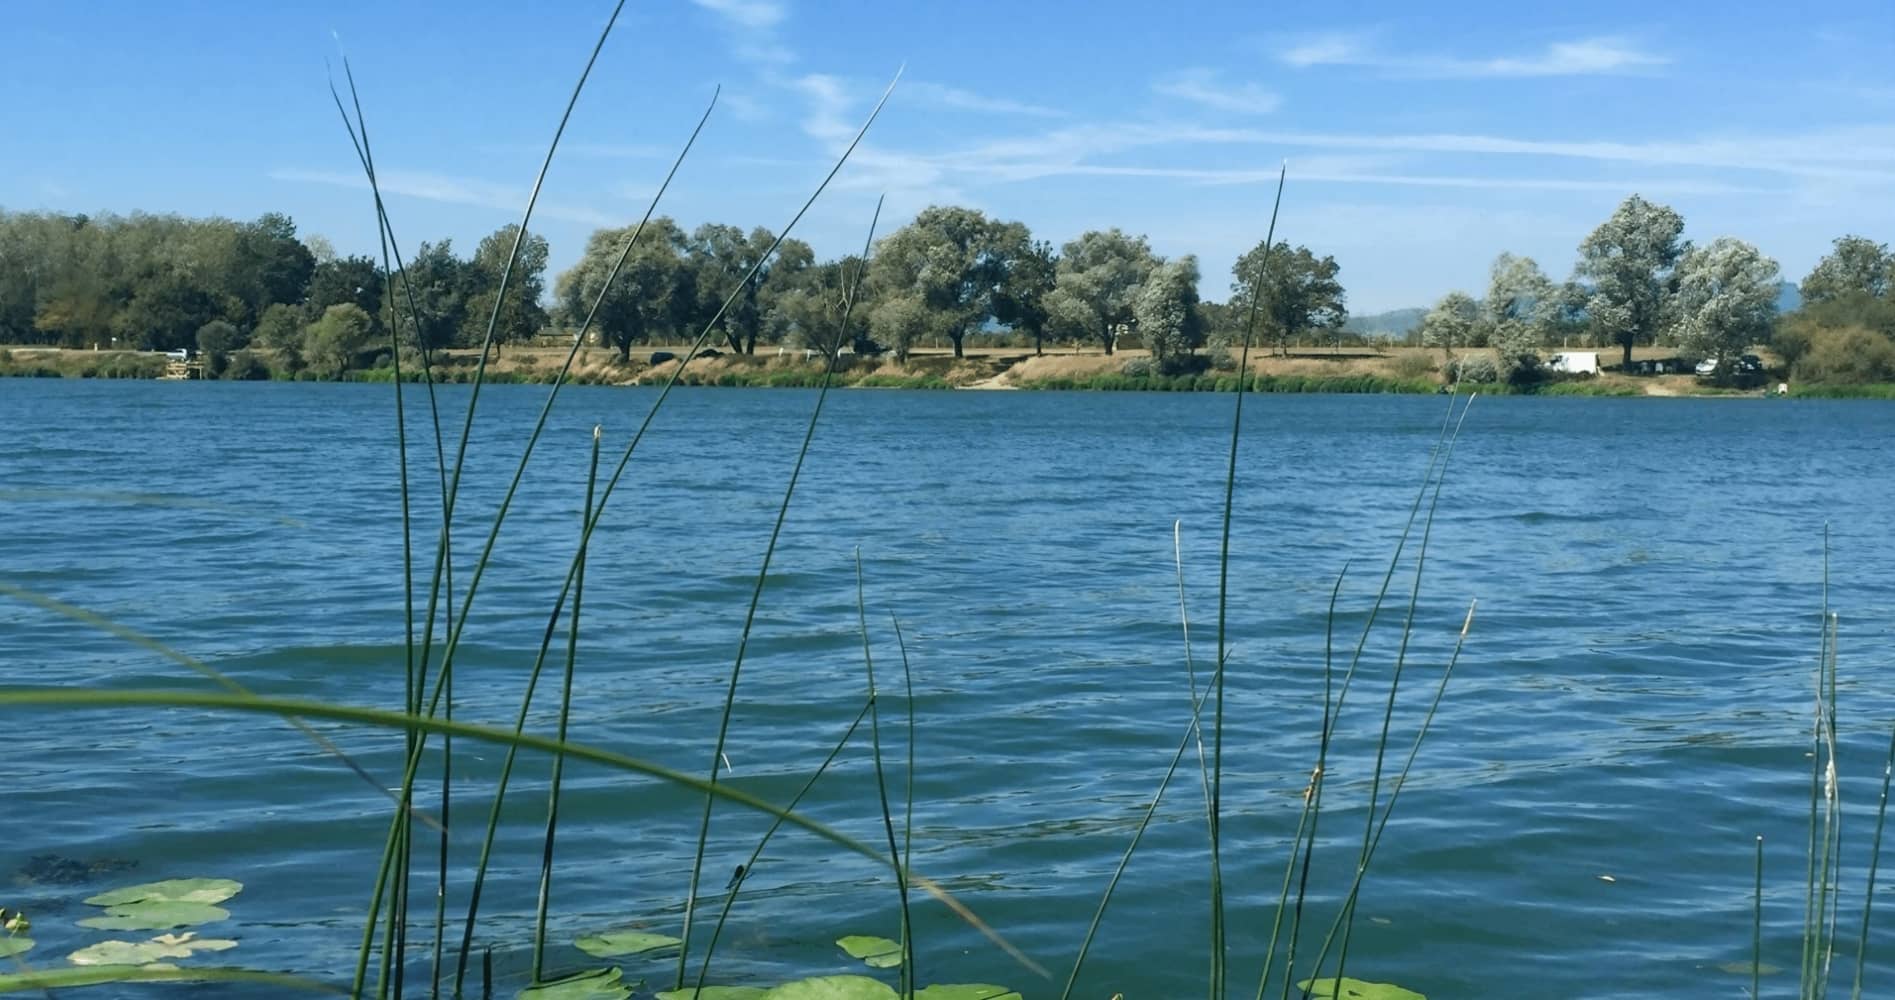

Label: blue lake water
[3,379,1893,998]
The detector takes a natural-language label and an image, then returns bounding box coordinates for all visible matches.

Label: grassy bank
[13,341,1895,399]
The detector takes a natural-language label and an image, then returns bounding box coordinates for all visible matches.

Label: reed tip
[592,424,602,442]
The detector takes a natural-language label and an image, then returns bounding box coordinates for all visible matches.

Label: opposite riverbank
[6,343,1894,399]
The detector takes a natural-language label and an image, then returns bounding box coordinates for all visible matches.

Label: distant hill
[1341,282,1799,340]
[1345,307,1426,338]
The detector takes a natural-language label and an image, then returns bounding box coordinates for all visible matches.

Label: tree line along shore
[2,195,1892,394]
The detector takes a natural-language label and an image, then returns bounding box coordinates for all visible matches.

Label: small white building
[1548,351,1599,375]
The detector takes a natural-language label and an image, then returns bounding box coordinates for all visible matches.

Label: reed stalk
[531,426,601,982]
[1757,835,1766,1000]
[1295,600,1477,997]
[1257,567,1345,1000]
[1330,399,1475,991]
[1850,722,1895,1000]
[1210,162,1287,1000]
[691,698,875,993]
[674,192,888,989]
[892,612,919,977]
[856,551,915,996]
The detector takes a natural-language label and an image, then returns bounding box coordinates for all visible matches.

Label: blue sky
[4,1,1892,313]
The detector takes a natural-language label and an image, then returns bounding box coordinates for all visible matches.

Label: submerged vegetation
[2,7,1893,1000]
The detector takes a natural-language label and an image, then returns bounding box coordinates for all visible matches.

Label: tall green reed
[529,425,601,982]
[1209,162,1288,1000]
[674,189,889,990]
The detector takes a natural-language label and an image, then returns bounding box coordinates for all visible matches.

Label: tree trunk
[950,330,965,359]
[1033,328,1044,356]
[1619,336,1633,369]
[1101,324,1114,355]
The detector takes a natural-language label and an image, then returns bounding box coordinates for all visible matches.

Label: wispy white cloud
[1278,33,1669,78]
[1153,69,1281,115]
[903,81,1064,117]
[268,167,617,226]
[692,0,794,67]
[690,0,784,31]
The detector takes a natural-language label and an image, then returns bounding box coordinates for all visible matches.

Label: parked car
[1694,358,1719,376]
[1737,354,1764,373]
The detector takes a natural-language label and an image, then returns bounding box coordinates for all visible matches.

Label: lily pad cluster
[1297,976,1427,1000]
[69,879,242,972]
[518,965,636,1000]
[78,877,241,932]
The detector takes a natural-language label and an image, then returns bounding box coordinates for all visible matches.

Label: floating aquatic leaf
[912,985,1022,999]
[835,935,902,968]
[68,932,237,966]
[84,878,242,907]
[1297,977,1426,1000]
[0,938,32,959]
[573,930,682,958]
[77,901,229,931]
[1715,960,1782,976]
[0,964,328,993]
[760,975,899,1000]
[654,989,768,1000]
[517,966,632,1000]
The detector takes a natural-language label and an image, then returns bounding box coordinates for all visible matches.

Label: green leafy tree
[688,224,813,355]
[1486,253,1553,382]
[1799,235,1890,305]
[386,240,472,355]
[781,257,872,363]
[1574,194,1687,367]
[1229,241,1347,355]
[867,292,930,365]
[114,272,221,351]
[462,224,551,357]
[195,319,244,376]
[1134,255,1204,371]
[1419,291,1481,363]
[1045,229,1157,355]
[302,303,376,378]
[304,255,386,333]
[253,302,305,371]
[870,206,1014,358]
[233,213,316,324]
[556,218,692,361]
[1668,237,1779,375]
[990,230,1057,356]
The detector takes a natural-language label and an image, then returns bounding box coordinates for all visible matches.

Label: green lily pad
[835,935,902,969]
[760,975,899,1000]
[1297,977,1426,1000]
[573,930,682,958]
[84,879,242,907]
[0,937,32,958]
[69,933,237,967]
[655,989,768,1000]
[77,901,229,931]
[517,966,632,1000]
[912,986,1023,999]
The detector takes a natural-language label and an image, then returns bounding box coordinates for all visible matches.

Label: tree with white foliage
[1418,291,1480,363]
[1668,237,1779,376]
[1487,253,1554,382]
[1574,195,1687,368]
[1799,235,1890,305]
[1134,255,1204,372]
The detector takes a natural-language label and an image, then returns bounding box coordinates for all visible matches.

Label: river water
[3,380,1892,998]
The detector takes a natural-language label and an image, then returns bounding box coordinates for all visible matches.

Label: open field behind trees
[2,196,1893,392]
